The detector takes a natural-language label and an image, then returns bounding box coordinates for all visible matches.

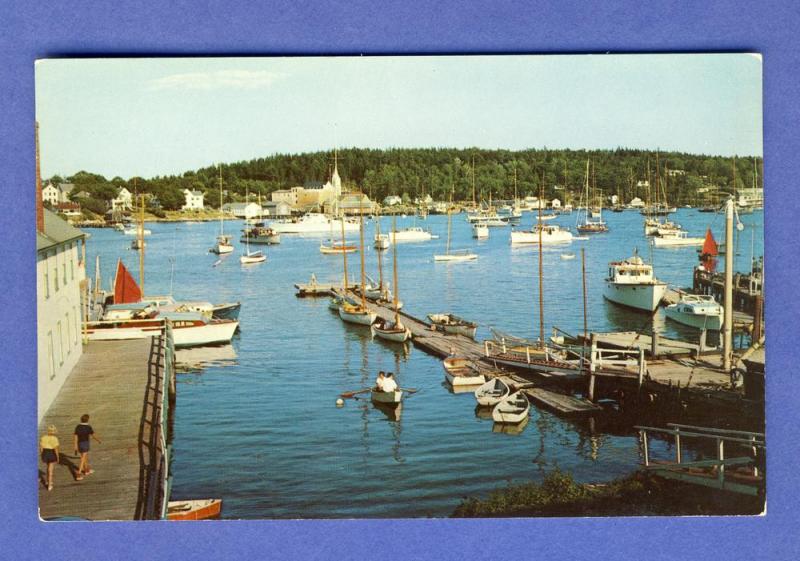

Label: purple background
[1,1,797,559]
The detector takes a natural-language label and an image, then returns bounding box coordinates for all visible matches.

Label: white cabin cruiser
[603,252,667,312]
[270,213,360,234]
[665,294,724,330]
[510,224,573,245]
[389,227,434,243]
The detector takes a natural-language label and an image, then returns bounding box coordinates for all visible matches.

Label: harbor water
[85,207,763,518]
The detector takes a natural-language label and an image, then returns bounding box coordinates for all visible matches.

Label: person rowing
[374,371,386,391]
[382,372,398,392]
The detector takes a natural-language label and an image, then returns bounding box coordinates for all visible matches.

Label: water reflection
[443,382,482,395]
[175,344,238,373]
[492,415,530,435]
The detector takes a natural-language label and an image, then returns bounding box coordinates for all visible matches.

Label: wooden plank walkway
[524,388,602,415]
[38,337,165,521]
[592,331,701,357]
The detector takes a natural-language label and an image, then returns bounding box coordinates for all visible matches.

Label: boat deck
[524,388,602,415]
[38,336,170,521]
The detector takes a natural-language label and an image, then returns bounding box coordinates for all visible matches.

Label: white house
[37,208,86,422]
[42,182,60,205]
[383,195,402,206]
[111,187,133,211]
[263,201,291,217]
[222,202,262,219]
[551,198,562,209]
[182,189,205,210]
[628,197,645,208]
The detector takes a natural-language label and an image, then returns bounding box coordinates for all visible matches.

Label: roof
[58,183,75,195]
[184,189,204,196]
[37,208,86,253]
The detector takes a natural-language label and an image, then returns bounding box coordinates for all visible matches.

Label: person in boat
[382,373,398,392]
[39,425,60,491]
[374,371,386,391]
[74,414,101,480]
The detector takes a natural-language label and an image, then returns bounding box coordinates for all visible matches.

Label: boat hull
[171,320,240,347]
[652,236,704,247]
[371,389,403,404]
[212,302,241,320]
[603,281,666,312]
[510,231,573,245]
[338,307,377,325]
[167,499,222,521]
[492,392,530,424]
[665,306,723,330]
[433,253,478,262]
[474,378,510,406]
[371,324,411,342]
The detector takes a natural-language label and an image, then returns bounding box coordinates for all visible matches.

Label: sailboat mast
[446,186,453,255]
[471,155,476,207]
[139,194,145,294]
[538,179,544,347]
[376,215,384,292]
[341,215,349,291]
[218,165,224,236]
[359,210,366,308]
[392,214,400,326]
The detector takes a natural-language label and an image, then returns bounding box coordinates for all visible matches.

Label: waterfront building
[551,198,562,209]
[263,200,291,217]
[42,181,75,206]
[181,189,205,210]
[222,202,263,219]
[383,195,402,206]
[37,203,87,422]
[110,186,133,211]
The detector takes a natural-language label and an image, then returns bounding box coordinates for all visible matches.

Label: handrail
[667,423,764,439]
[636,425,765,446]
[86,317,168,326]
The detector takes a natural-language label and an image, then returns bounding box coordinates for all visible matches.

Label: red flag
[113,259,142,304]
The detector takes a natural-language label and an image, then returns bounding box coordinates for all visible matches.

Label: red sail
[113,259,142,304]
[701,228,718,257]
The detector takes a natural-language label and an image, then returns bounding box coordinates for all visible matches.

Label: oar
[340,388,371,399]
[400,387,419,394]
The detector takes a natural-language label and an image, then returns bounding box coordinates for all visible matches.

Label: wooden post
[717,437,726,486]
[751,436,759,477]
[753,295,763,341]
[641,430,650,466]
[526,346,531,364]
[651,330,659,358]
[675,427,682,464]
[588,335,597,402]
[638,348,645,390]
[723,198,734,371]
[698,329,707,354]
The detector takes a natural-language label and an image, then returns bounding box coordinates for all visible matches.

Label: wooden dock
[525,388,602,415]
[38,334,173,521]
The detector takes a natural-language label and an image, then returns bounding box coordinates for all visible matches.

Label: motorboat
[427,313,478,339]
[472,223,489,239]
[603,251,667,311]
[491,391,530,424]
[442,357,486,386]
[240,226,280,245]
[210,234,234,255]
[87,310,239,347]
[651,231,705,247]
[510,224,573,245]
[390,227,434,243]
[374,233,391,250]
[665,294,724,330]
[270,213,360,234]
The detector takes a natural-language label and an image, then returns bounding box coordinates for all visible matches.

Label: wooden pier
[38,330,174,520]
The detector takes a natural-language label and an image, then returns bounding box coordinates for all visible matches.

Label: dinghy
[371,318,411,342]
[427,313,478,339]
[370,388,403,404]
[492,391,530,424]
[167,498,222,521]
[442,357,486,386]
[474,377,511,406]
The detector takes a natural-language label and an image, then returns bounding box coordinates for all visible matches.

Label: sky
[35,54,763,179]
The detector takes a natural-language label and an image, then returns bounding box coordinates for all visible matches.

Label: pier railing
[635,423,765,496]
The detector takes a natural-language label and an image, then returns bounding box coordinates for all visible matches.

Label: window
[47,331,55,381]
[57,321,64,366]
[43,258,49,299]
[66,312,72,355]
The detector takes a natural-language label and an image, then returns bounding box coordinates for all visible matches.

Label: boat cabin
[607,255,656,284]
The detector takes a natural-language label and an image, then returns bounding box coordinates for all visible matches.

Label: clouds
[147,69,283,91]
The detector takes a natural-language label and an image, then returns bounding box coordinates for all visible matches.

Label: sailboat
[210,165,234,255]
[371,215,412,342]
[373,208,391,249]
[320,209,358,254]
[239,188,266,264]
[338,211,377,326]
[511,184,573,245]
[576,159,608,233]
[435,188,477,262]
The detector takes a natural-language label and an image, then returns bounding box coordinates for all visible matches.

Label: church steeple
[331,147,342,197]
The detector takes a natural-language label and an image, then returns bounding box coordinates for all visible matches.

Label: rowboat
[560,252,576,260]
[427,313,478,339]
[370,388,403,404]
[338,302,376,325]
[474,377,511,406]
[167,498,222,521]
[442,357,486,386]
[320,243,358,254]
[371,318,412,342]
[492,391,530,424]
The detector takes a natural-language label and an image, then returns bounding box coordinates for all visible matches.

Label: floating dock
[524,388,602,415]
[38,331,174,521]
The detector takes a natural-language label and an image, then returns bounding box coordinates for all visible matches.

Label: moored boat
[651,231,705,247]
[240,226,280,245]
[427,313,478,339]
[472,223,489,239]
[370,388,403,404]
[603,251,667,312]
[665,294,724,330]
[371,318,411,342]
[442,357,486,386]
[167,498,222,521]
[474,377,511,406]
[390,227,434,243]
[510,224,573,245]
[491,391,530,424]
[270,212,360,234]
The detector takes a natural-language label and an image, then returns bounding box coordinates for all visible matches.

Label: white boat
[651,231,705,247]
[472,223,489,239]
[271,213,360,234]
[510,224,573,245]
[603,251,667,312]
[665,294,724,330]
[338,213,377,326]
[240,250,266,264]
[211,234,234,255]
[442,357,486,386]
[435,195,478,262]
[87,311,238,347]
[576,160,609,234]
[371,318,411,342]
[370,388,403,404]
[491,391,530,424]
[374,233,390,249]
[537,214,558,221]
[338,301,377,325]
[320,243,358,254]
[123,228,151,236]
[427,313,478,339]
[560,252,576,260]
[474,377,511,406]
[241,226,280,245]
[390,227,434,243]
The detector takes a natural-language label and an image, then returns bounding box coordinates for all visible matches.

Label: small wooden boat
[338,302,376,325]
[560,252,576,260]
[167,498,222,521]
[442,357,485,386]
[240,250,266,264]
[492,391,530,424]
[320,243,358,254]
[427,313,478,339]
[492,415,530,435]
[371,318,411,342]
[370,388,403,404]
[474,377,511,406]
